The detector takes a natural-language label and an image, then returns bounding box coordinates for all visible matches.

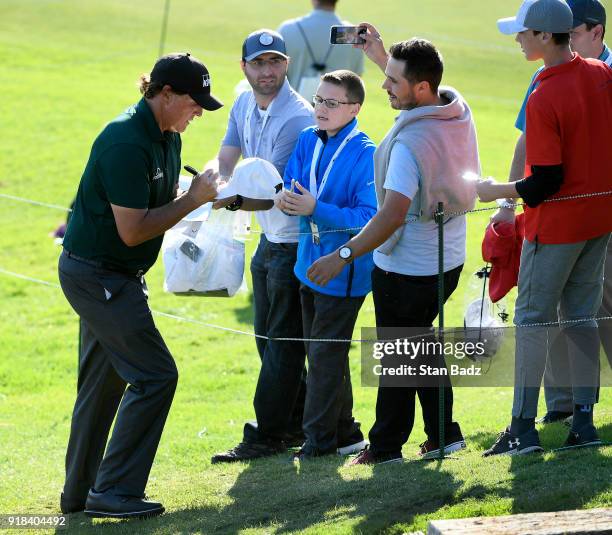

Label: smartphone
[330,25,366,45]
[179,239,201,262]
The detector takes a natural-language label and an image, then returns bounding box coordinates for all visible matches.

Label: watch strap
[225,194,243,212]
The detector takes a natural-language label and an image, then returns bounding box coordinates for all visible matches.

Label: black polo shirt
[63,98,181,274]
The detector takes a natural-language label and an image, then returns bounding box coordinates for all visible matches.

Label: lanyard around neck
[244,96,274,158]
[309,124,359,200]
[600,45,611,66]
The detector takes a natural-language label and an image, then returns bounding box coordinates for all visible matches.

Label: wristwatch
[225,194,243,211]
[496,198,516,210]
[338,246,353,263]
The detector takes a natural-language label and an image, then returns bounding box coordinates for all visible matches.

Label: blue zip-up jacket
[284,119,377,297]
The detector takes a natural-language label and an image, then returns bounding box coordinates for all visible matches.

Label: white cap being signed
[216,158,283,200]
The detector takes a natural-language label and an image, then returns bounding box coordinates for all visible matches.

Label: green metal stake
[437,201,446,460]
[158,0,171,58]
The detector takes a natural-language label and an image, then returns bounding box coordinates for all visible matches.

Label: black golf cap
[150,52,223,111]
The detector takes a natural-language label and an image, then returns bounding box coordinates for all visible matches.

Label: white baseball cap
[497,0,573,34]
[216,157,283,200]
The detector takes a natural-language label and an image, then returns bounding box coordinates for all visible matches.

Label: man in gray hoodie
[308,23,479,464]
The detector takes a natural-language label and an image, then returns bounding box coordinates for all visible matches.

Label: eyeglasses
[312,95,357,109]
[246,58,287,69]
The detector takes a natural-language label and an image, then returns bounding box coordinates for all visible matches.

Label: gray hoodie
[374,86,480,254]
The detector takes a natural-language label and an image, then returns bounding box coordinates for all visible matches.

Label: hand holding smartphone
[330,25,366,45]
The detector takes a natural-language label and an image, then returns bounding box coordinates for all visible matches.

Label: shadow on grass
[463,422,612,516]
[58,427,611,534]
[156,454,459,534]
[59,454,460,534]
[507,422,612,514]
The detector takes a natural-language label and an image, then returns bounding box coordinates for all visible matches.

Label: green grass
[0,0,611,533]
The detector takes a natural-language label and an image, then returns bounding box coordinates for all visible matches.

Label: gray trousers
[512,234,609,418]
[544,241,612,412]
[58,252,178,502]
[300,285,364,453]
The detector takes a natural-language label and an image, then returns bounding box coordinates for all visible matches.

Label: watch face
[339,247,352,259]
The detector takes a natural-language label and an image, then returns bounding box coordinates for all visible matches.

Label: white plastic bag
[462,268,508,359]
[162,208,246,297]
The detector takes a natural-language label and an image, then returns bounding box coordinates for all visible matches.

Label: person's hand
[307,252,346,287]
[277,182,316,216]
[212,195,236,210]
[211,176,233,209]
[354,22,388,72]
[476,178,501,203]
[274,189,289,211]
[490,207,516,225]
[187,168,218,206]
[275,189,296,216]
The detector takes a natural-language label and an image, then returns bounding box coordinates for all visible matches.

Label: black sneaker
[418,436,466,459]
[347,445,403,466]
[211,440,286,464]
[483,427,544,457]
[84,490,164,519]
[562,424,602,449]
[337,428,368,455]
[536,411,573,425]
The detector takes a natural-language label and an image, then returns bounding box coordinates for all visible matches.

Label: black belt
[63,250,145,278]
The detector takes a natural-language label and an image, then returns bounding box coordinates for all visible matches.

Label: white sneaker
[418,438,466,459]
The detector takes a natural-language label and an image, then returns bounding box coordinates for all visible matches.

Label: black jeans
[58,252,178,502]
[369,264,463,455]
[245,235,307,443]
[300,285,365,453]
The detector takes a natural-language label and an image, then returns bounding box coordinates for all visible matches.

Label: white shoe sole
[554,440,603,452]
[84,506,164,519]
[337,439,368,455]
[375,456,404,465]
[347,454,404,466]
[487,445,544,457]
[420,439,466,460]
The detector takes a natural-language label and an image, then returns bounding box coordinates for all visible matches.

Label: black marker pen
[184,165,199,176]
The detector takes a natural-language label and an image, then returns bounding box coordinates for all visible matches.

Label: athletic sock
[509,416,535,436]
[571,404,594,432]
[547,410,572,418]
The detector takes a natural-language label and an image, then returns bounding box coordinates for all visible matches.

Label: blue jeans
[512,233,610,418]
[245,234,306,442]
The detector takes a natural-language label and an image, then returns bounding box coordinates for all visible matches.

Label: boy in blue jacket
[278,70,376,458]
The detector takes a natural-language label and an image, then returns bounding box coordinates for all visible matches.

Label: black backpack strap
[297,21,333,71]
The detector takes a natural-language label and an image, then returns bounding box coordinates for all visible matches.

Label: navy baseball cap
[567,0,606,27]
[242,29,288,61]
[150,52,223,111]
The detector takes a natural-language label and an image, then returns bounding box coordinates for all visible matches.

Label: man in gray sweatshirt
[308,24,479,464]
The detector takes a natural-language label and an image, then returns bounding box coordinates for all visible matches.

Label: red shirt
[524,54,612,244]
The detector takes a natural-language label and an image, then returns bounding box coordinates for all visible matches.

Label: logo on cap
[202,73,211,88]
[259,33,274,46]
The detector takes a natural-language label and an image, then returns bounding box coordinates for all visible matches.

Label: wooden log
[428,508,612,534]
